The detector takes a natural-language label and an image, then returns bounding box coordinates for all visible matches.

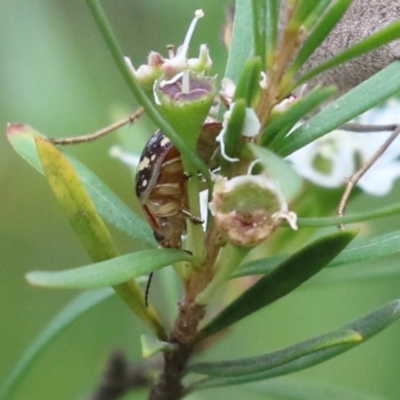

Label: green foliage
[199,230,357,339]
[236,229,400,278]
[285,0,352,79]
[234,57,262,106]
[190,300,400,390]
[0,289,114,400]
[189,329,361,377]
[261,85,336,147]
[86,0,212,185]
[26,249,192,290]
[140,335,178,358]
[224,0,254,82]
[275,61,400,156]
[7,124,155,248]
[5,1,400,399]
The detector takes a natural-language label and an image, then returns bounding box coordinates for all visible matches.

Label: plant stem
[196,244,248,305]
[149,216,224,399]
[182,157,206,264]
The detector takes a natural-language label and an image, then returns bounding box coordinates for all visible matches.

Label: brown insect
[135,122,221,248]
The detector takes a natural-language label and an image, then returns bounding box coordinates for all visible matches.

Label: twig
[47,107,144,145]
[337,123,400,229]
[340,122,397,133]
[88,350,154,400]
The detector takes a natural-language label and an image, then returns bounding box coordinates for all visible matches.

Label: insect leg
[181,209,203,225]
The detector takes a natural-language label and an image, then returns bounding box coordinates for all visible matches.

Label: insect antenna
[145,272,154,308]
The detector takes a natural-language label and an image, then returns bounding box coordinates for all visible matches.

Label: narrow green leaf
[248,144,303,202]
[313,262,400,285]
[325,230,400,268]
[74,156,155,248]
[7,124,155,248]
[262,86,336,148]
[234,57,262,106]
[221,99,246,173]
[34,136,167,339]
[199,230,357,339]
[224,0,254,83]
[286,0,352,78]
[26,249,191,290]
[297,203,400,228]
[265,0,281,67]
[251,0,267,67]
[0,289,113,400]
[245,379,386,400]
[302,0,332,29]
[140,335,178,359]
[294,20,400,89]
[234,254,285,278]
[36,136,119,261]
[190,300,400,390]
[277,61,400,157]
[235,229,400,278]
[188,329,360,377]
[6,124,43,171]
[287,1,321,32]
[86,0,211,187]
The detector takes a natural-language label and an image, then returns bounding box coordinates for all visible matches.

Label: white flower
[124,10,211,83]
[287,99,400,196]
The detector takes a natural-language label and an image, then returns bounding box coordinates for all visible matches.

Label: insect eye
[153,231,165,243]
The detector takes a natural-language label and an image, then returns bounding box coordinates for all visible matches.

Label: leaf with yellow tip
[34,136,167,339]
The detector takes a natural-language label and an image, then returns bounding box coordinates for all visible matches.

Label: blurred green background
[1,1,400,399]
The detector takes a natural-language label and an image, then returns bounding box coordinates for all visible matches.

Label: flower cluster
[287,99,400,196]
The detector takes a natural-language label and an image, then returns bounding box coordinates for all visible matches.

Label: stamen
[247,159,262,175]
[159,71,184,88]
[182,70,190,94]
[216,129,239,163]
[176,9,205,62]
[167,44,175,59]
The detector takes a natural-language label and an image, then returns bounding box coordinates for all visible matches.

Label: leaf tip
[6,123,30,137]
[393,299,400,313]
[346,329,363,343]
[140,334,177,359]
[25,271,45,287]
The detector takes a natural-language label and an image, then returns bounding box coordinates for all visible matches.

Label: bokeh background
[1,1,400,399]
